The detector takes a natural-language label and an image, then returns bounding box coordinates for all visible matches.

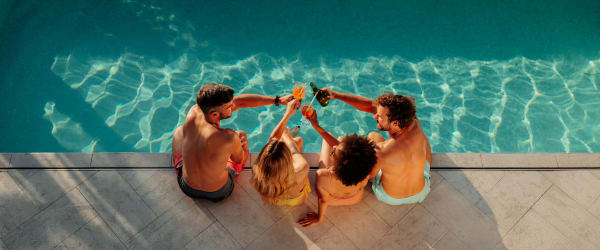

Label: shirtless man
[321,89,432,205]
[297,109,378,227]
[172,83,292,202]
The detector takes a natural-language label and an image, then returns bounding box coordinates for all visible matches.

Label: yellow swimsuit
[275,184,311,206]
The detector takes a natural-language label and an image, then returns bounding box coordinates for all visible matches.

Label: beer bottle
[309,82,329,107]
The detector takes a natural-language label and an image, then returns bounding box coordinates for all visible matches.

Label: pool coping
[1,153,598,169]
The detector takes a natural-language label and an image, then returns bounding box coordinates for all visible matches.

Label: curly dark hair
[375,93,416,129]
[196,83,234,114]
[334,134,378,186]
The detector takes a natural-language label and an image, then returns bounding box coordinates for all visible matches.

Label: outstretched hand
[302,106,318,124]
[278,94,294,105]
[285,99,301,117]
[321,88,336,101]
[297,212,321,228]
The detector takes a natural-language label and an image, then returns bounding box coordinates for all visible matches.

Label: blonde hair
[251,139,296,204]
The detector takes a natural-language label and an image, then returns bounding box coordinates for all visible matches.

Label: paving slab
[247,200,334,250]
[91,153,171,168]
[474,171,552,236]
[236,170,294,222]
[325,198,391,249]
[433,231,472,250]
[438,170,505,205]
[590,196,600,220]
[55,216,125,250]
[432,153,482,168]
[8,170,97,209]
[556,154,600,168]
[481,154,558,168]
[376,205,447,249]
[126,196,215,250]
[497,210,573,250]
[203,184,276,247]
[10,153,92,168]
[77,171,157,243]
[313,226,359,250]
[362,186,416,227]
[184,221,242,250]
[124,170,185,216]
[532,186,600,249]
[0,154,10,168]
[422,181,502,249]
[0,239,6,250]
[0,172,40,238]
[1,189,97,250]
[541,170,600,208]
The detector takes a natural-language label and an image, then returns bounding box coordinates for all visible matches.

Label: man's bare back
[370,119,431,198]
[176,105,242,191]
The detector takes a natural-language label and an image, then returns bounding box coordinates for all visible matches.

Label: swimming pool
[1,0,599,153]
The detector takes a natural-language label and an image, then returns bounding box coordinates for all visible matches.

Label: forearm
[333,91,376,114]
[269,115,291,141]
[233,94,276,109]
[317,197,328,223]
[310,122,339,147]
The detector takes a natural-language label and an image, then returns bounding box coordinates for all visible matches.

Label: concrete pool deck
[1,153,600,249]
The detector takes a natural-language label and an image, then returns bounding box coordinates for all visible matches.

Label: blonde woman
[251,99,310,206]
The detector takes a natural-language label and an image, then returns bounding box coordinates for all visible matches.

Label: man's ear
[209,110,220,120]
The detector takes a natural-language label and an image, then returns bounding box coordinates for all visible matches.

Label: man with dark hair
[298,111,378,227]
[172,83,292,202]
[319,89,432,205]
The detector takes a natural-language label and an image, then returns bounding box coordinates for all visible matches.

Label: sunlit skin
[172,92,293,193]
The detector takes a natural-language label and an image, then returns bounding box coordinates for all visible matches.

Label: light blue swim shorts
[372,161,431,205]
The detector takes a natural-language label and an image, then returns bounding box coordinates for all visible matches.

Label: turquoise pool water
[1,0,599,153]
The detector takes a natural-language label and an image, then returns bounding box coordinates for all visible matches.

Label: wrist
[274,95,280,106]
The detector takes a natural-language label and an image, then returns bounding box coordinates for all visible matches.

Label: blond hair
[251,139,296,204]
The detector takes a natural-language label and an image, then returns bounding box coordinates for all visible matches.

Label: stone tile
[55,216,125,250]
[184,222,242,250]
[430,170,444,190]
[590,196,600,219]
[363,186,416,227]
[128,170,185,215]
[556,154,600,168]
[313,226,359,250]
[376,205,447,249]
[434,231,472,250]
[541,170,600,208]
[497,210,574,250]
[77,171,156,243]
[432,153,482,168]
[0,172,40,238]
[0,154,10,168]
[118,170,161,190]
[247,201,334,250]
[127,196,215,250]
[474,171,552,236]
[8,170,97,209]
[325,199,391,249]
[91,153,170,168]
[481,154,558,168]
[422,181,502,249]
[204,184,276,247]
[438,170,505,205]
[0,239,6,250]
[2,189,97,250]
[10,153,92,168]
[532,186,600,249]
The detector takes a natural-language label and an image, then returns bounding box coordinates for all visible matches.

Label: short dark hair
[196,83,234,114]
[334,134,378,186]
[375,93,416,129]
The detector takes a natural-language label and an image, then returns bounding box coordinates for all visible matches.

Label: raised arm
[304,108,340,147]
[268,99,300,141]
[322,88,376,114]
[232,94,293,112]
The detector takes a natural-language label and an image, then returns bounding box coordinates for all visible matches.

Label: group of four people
[171,83,431,228]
